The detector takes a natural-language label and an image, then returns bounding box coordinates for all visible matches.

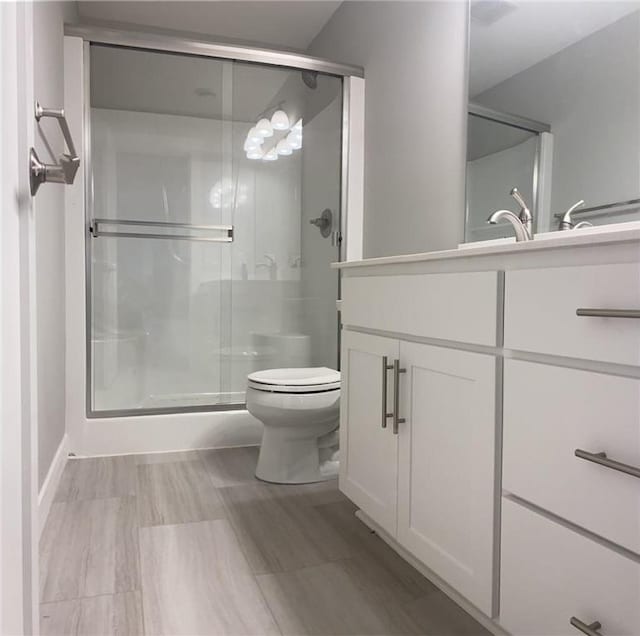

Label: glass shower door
[87,44,344,415]
[89,44,234,413]
[227,61,343,394]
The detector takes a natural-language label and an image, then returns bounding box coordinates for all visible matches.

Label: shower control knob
[309,208,333,238]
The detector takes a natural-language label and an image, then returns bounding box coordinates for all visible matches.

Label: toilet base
[255,425,339,484]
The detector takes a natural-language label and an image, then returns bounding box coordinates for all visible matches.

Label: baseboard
[68,409,263,456]
[354,509,509,636]
[38,433,69,537]
[74,442,260,459]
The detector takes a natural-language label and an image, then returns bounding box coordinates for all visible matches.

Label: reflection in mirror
[466,105,549,242]
[466,1,640,241]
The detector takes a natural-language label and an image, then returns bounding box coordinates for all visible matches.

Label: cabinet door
[340,330,400,537]
[397,342,497,616]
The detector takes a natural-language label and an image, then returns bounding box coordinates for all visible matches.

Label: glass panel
[89,44,231,412]
[465,113,538,242]
[88,45,343,414]
[227,62,343,392]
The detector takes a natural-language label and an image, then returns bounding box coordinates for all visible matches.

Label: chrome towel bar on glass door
[90,218,234,242]
[576,308,640,319]
[575,449,640,479]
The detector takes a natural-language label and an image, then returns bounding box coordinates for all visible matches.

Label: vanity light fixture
[244,138,262,152]
[247,147,264,160]
[276,139,293,156]
[271,110,290,131]
[286,130,302,150]
[263,148,278,161]
[247,127,263,144]
[244,113,302,162]
[256,118,274,137]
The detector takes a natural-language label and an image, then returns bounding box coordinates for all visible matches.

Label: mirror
[465,1,640,241]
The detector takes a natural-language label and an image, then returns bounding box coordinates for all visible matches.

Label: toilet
[246,367,340,484]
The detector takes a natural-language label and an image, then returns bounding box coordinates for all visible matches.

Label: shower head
[301,70,318,90]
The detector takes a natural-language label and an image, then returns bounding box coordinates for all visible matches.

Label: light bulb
[248,127,263,143]
[292,118,303,132]
[263,148,278,161]
[256,118,273,138]
[276,139,293,156]
[286,131,302,150]
[246,147,264,160]
[244,137,262,152]
[271,110,290,131]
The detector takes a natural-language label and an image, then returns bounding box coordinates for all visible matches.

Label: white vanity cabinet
[397,342,496,615]
[339,271,500,616]
[340,330,400,537]
[336,239,640,635]
[504,263,640,366]
[500,498,640,636]
[499,262,640,636]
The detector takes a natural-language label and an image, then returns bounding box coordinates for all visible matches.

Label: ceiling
[90,44,289,121]
[89,42,342,126]
[467,113,535,161]
[78,1,342,51]
[470,1,640,96]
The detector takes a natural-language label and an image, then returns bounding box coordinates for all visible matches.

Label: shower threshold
[143,391,247,409]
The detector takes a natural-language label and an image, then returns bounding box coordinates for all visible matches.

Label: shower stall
[64,27,364,451]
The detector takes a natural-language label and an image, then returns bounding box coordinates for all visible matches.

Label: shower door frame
[64,25,364,442]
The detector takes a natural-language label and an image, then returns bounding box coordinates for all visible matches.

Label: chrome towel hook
[29,101,80,196]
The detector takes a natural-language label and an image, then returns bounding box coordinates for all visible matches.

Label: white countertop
[332,222,640,270]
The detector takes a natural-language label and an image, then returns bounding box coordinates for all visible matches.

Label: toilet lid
[247,367,341,393]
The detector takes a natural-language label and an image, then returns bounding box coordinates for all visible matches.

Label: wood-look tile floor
[40,446,490,636]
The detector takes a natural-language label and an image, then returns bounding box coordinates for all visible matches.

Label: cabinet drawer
[504,263,640,366]
[503,360,640,553]
[500,498,640,636]
[341,271,499,346]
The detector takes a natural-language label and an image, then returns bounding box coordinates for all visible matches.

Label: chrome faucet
[559,200,592,230]
[487,210,532,241]
[509,187,532,238]
[486,188,533,241]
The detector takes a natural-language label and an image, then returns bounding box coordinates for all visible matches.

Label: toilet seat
[248,367,340,393]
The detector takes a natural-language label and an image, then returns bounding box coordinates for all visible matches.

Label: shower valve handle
[309,209,333,238]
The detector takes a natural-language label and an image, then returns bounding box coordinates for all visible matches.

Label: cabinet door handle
[381,356,393,429]
[570,617,603,635]
[392,359,406,435]
[575,449,640,479]
[576,308,640,319]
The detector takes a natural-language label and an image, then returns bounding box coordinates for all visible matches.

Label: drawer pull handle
[392,359,406,435]
[575,449,640,479]
[381,356,393,429]
[570,617,602,636]
[576,308,640,319]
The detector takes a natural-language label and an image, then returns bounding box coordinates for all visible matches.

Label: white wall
[308,1,469,257]
[33,1,78,488]
[476,11,640,223]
